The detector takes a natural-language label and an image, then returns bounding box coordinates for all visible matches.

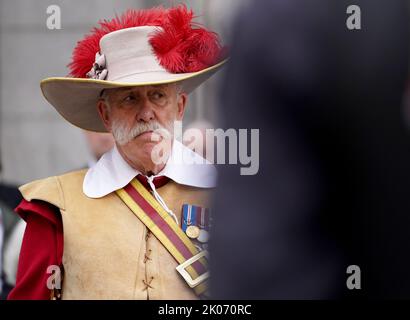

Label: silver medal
[197,229,209,243]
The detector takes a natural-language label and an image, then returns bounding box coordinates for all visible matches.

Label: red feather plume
[68,5,226,78]
[150,5,226,73]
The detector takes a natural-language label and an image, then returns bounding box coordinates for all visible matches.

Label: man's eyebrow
[116,87,134,93]
[149,84,171,89]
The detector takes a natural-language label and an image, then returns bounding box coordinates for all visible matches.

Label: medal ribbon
[116,178,208,296]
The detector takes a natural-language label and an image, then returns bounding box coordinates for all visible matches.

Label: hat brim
[40,59,227,132]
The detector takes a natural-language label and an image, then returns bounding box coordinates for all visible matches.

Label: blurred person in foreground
[211,0,410,299]
[9,5,227,300]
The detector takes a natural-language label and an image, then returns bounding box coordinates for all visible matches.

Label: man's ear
[97,99,112,131]
[176,93,187,121]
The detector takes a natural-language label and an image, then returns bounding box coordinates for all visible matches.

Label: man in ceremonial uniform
[8,5,226,300]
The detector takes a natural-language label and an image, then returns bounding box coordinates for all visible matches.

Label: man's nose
[137,97,155,122]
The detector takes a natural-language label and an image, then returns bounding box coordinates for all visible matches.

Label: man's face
[97,83,187,165]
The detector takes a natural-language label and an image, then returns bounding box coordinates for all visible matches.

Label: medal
[197,229,209,243]
[197,207,210,243]
[181,204,211,243]
[186,225,200,239]
[182,204,194,232]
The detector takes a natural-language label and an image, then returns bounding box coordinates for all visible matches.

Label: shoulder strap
[116,178,209,296]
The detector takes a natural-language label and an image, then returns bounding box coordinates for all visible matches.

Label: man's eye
[151,92,165,100]
[123,95,136,102]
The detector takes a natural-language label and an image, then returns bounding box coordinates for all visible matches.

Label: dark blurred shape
[0,184,21,211]
[211,0,410,299]
[0,183,22,299]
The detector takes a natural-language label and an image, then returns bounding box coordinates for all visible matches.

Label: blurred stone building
[0,0,247,185]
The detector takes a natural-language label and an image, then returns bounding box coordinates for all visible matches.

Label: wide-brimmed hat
[40,5,227,132]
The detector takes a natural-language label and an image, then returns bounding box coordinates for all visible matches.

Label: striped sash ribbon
[116,178,208,296]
